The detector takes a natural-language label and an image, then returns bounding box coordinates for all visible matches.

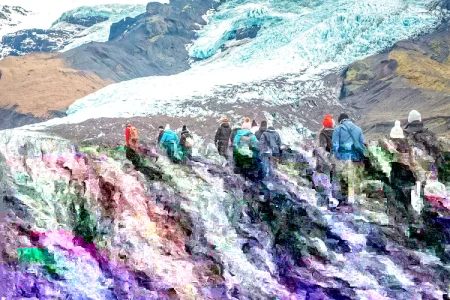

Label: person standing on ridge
[332,113,366,205]
[215,117,232,160]
[125,123,139,150]
[313,115,337,206]
[233,118,259,177]
[157,126,164,144]
[179,125,194,161]
[125,123,141,167]
[230,122,242,148]
[259,120,282,178]
[160,124,180,162]
[255,120,267,140]
[319,115,335,153]
[404,110,441,163]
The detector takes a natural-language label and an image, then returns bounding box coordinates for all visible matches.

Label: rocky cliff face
[60,0,225,82]
[0,129,449,299]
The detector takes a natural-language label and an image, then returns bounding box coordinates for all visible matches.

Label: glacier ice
[19,0,450,135]
[0,1,167,53]
[53,4,147,52]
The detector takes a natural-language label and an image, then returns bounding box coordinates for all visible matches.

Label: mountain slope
[0,0,221,130]
[341,25,450,138]
[20,0,446,137]
[0,53,110,128]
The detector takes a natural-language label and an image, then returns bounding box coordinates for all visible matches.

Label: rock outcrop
[60,0,226,82]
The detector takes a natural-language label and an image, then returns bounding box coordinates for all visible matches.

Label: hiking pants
[334,160,364,204]
[261,154,272,178]
[217,140,229,160]
[163,142,177,160]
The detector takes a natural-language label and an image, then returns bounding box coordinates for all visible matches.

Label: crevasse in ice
[189,0,445,69]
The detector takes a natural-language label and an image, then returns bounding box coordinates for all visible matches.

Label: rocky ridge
[0,127,449,299]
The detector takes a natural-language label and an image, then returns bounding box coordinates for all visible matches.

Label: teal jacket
[160,130,179,145]
[233,129,258,152]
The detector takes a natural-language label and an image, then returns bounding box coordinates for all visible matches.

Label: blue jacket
[332,120,365,161]
[160,130,179,145]
[233,129,258,151]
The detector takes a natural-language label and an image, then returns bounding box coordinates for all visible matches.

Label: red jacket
[125,125,131,146]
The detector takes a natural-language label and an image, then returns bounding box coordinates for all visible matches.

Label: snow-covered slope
[22,0,449,132]
[0,1,167,59]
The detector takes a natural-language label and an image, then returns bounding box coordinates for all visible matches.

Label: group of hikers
[124,110,449,216]
[314,110,449,209]
[214,117,282,178]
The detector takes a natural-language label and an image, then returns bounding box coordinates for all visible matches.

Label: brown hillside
[0,53,111,117]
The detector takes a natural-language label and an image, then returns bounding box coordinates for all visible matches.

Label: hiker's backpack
[184,134,194,148]
[237,134,254,158]
[319,130,333,153]
[411,130,441,160]
[130,126,139,141]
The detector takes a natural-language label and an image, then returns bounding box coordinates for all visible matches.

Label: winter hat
[251,120,258,127]
[322,114,334,128]
[338,113,349,124]
[182,125,187,131]
[165,124,170,130]
[408,110,421,123]
[242,119,252,130]
[390,120,404,139]
[158,126,164,130]
[267,120,274,127]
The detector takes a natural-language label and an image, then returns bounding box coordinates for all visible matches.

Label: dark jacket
[179,130,192,147]
[319,127,334,153]
[157,131,164,144]
[332,119,365,161]
[259,127,282,156]
[255,126,267,140]
[404,121,440,159]
[215,123,232,143]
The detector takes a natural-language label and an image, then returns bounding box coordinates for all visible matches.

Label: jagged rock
[109,16,137,41]
[1,29,79,56]
[146,2,171,17]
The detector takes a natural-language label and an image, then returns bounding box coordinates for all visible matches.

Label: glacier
[0,0,167,56]
[54,4,149,52]
[20,0,448,134]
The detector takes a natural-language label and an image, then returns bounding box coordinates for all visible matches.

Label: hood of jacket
[161,130,179,143]
[235,129,252,138]
[404,120,424,134]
